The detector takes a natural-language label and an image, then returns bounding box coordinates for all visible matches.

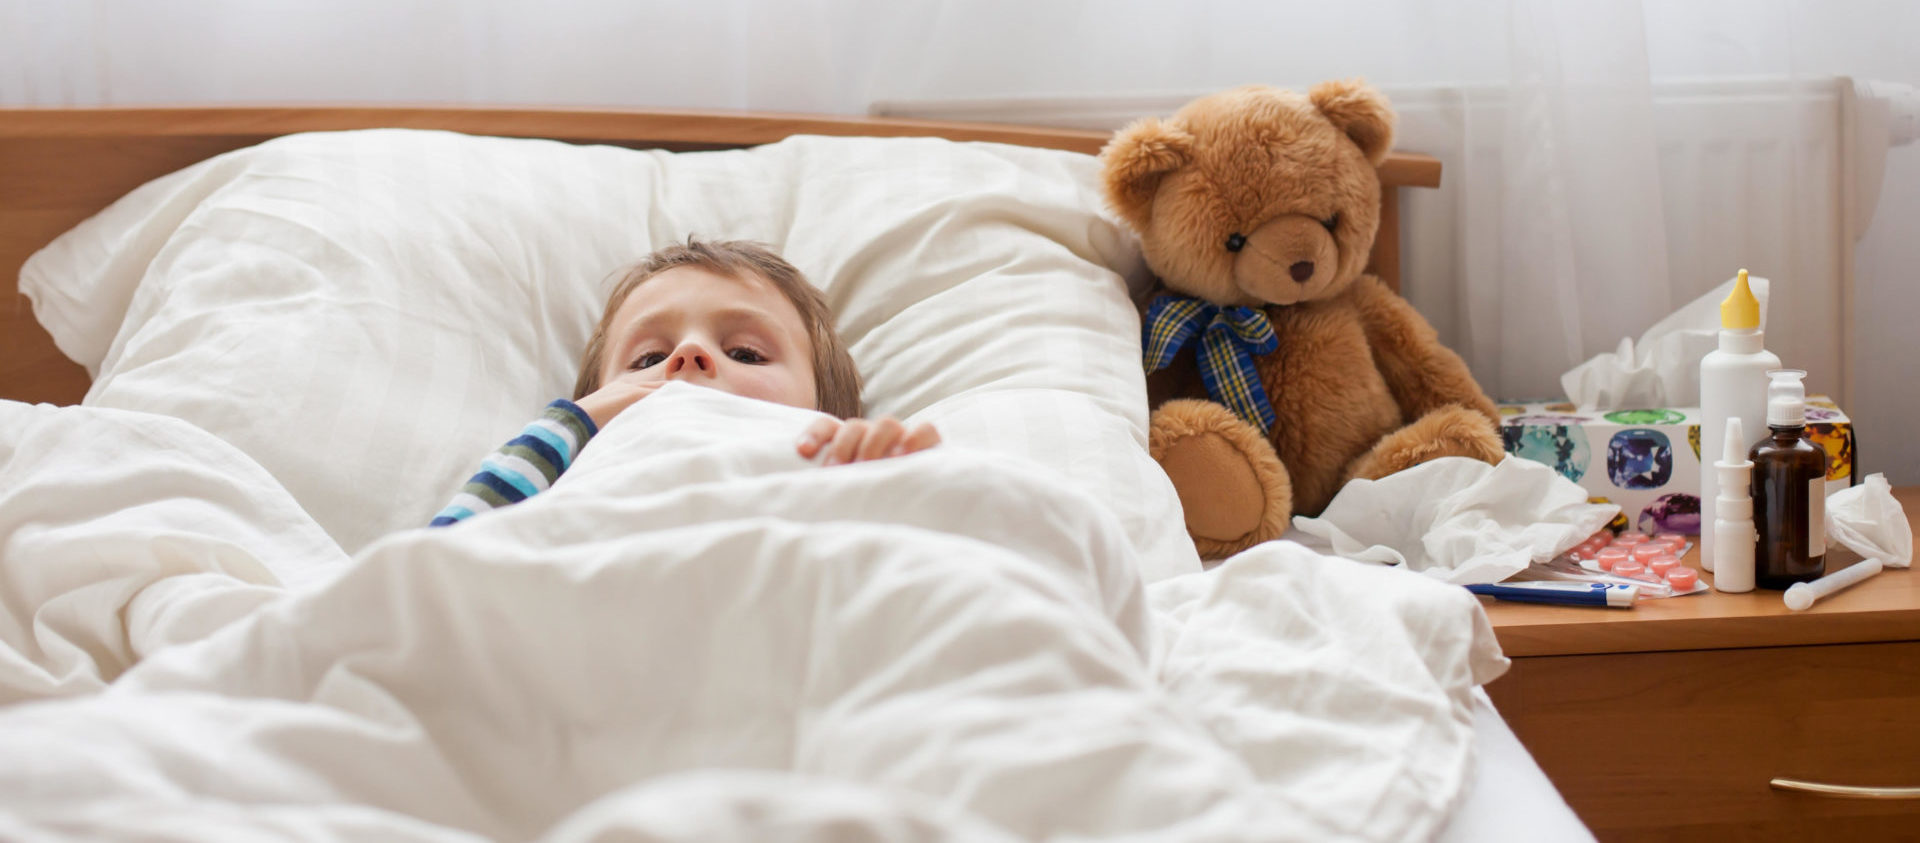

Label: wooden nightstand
[1481,486,1920,841]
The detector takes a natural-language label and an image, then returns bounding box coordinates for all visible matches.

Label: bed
[0,106,1587,841]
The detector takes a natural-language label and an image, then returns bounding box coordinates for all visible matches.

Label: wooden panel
[1485,487,1920,657]
[1376,152,1443,189]
[1,106,1442,406]
[0,105,1117,150]
[2,134,264,406]
[1486,641,1920,841]
[1368,187,1403,295]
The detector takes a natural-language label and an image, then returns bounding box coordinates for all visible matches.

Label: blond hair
[574,239,863,419]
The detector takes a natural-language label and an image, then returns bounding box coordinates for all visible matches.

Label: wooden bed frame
[0,106,1441,407]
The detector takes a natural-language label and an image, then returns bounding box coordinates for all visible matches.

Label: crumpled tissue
[1825,473,1911,568]
[1290,456,1621,585]
[1561,274,1771,410]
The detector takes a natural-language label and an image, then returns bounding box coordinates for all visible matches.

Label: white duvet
[0,384,1508,841]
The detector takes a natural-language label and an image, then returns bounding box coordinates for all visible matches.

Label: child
[430,239,939,526]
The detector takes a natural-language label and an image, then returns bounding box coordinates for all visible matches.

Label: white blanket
[0,385,1508,841]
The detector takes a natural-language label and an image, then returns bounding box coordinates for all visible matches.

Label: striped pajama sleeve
[429,399,599,527]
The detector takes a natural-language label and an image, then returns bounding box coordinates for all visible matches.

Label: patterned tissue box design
[1495,397,1855,536]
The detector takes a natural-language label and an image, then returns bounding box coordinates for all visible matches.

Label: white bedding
[1439,691,1595,843]
[0,385,1510,841]
[20,130,1198,579]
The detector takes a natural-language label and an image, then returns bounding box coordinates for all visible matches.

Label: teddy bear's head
[1100,80,1393,307]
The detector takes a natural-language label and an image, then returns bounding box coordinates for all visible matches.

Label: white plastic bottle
[1712,417,1756,592]
[1698,269,1778,570]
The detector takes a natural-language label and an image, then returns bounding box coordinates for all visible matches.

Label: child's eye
[727,348,767,364]
[630,352,667,370]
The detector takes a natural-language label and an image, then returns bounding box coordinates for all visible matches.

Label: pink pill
[1666,566,1699,590]
[1631,543,1666,564]
[1612,561,1647,579]
[1595,547,1630,571]
[1647,554,1679,579]
[1614,533,1650,546]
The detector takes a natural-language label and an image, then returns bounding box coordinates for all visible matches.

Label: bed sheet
[1263,532,1592,842]
[1439,688,1595,842]
[0,389,1513,840]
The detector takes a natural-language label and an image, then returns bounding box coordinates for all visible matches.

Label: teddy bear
[1100,80,1504,560]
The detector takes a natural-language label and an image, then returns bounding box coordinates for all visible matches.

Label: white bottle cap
[1714,417,1753,518]
[1765,369,1807,427]
[1719,417,1751,468]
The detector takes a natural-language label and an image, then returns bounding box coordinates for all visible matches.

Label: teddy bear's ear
[1099,116,1195,229]
[1310,78,1395,165]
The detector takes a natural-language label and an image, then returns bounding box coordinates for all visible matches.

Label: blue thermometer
[1466,581,1638,608]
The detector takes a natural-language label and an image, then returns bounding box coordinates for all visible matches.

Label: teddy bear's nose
[1289,261,1315,283]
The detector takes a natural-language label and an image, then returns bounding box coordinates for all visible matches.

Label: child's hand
[796,416,941,465]
[575,373,662,429]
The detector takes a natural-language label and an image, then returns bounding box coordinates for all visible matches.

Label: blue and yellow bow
[1143,294,1279,432]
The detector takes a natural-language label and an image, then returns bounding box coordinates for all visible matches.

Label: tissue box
[1495,397,1855,535]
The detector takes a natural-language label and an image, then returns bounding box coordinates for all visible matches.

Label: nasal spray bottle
[1751,369,1827,590]
[1712,417,1756,593]
[1698,270,1778,571]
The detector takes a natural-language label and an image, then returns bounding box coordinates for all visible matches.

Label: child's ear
[1099,116,1194,230]
[1310,78,1395,165]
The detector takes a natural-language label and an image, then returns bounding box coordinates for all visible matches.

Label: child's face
[597,265,818,411]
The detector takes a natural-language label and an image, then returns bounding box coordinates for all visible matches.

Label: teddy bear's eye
[1321,213,1341,233]
[1225,233,1247,252]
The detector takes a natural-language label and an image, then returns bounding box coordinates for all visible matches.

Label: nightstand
[1481,486,1920,841]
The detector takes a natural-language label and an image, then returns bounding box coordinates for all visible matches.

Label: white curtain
[6,0,1916,477]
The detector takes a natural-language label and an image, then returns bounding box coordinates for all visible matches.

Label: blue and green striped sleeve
[429,399,598,527]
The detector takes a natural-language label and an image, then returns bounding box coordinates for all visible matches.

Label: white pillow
[21,130,1199,580]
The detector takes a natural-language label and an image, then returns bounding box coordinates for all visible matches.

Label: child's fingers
[796,417,841,458]
[608,371,660,398]
[900,423,942,455]
[616,383,660,414]
[857,417,904,462]
[822,419,868,465]
[578,380,663,429]
[609,369,647,387]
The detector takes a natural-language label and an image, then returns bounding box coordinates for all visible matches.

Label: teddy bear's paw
[1348,404,1504,480]
[1148,400,1294,561]
[1161,432,1268,541]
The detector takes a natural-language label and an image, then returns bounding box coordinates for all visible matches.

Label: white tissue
[1561,274,1771,409]
[1824,473,1911,568]
[1290,457,1621,585]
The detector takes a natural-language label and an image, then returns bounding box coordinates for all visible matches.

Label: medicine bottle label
[1809,477,1826,557]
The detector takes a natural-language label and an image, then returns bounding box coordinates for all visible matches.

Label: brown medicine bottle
[1749,369,1826,589]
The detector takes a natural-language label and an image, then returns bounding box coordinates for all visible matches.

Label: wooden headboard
[0,106,1441,407]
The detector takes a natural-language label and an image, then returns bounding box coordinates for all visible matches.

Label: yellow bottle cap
[1721,268,1760,330]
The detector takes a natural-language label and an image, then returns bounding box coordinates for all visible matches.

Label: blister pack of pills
[1513,529,1709,598]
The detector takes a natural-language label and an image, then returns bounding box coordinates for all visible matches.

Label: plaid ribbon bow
[1143,294,1280,432]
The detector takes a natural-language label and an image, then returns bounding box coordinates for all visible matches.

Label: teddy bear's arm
[1350,276,1500,425]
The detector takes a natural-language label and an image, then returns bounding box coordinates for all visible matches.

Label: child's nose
[666,344,714,377]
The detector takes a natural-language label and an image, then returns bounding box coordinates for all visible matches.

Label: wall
[5,0,1915,481]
